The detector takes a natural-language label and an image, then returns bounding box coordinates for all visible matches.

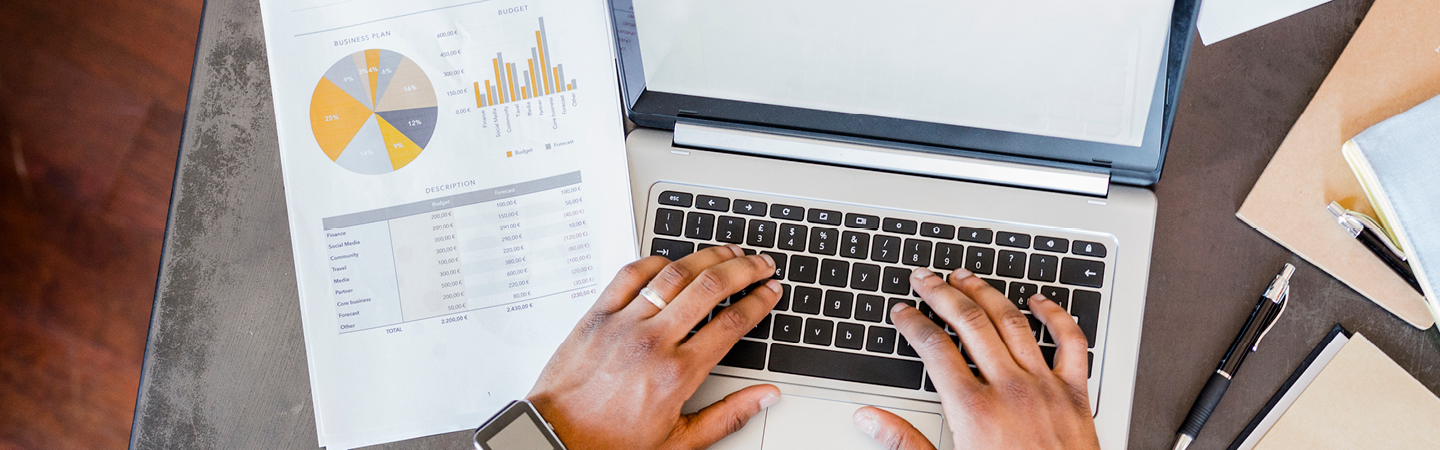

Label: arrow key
[1059,258,1105,288]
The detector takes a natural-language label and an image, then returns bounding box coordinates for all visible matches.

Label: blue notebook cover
[1349,94,1440,320]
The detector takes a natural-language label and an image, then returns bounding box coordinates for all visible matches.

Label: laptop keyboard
[645,186,1111,393]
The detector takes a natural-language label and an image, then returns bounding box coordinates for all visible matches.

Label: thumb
[853,406,937,450]
[673,384,781,449]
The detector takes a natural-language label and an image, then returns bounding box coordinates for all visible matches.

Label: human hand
[526,244,783,450]
[853,267,1099,450]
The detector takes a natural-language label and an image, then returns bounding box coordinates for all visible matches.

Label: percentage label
[393,143,405,149]
[408,120,423,126]
[324,115,340,121]
[342,76,354,82]
[403,85,418,92]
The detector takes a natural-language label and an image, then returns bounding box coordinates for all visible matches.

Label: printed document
[256,0,635,448]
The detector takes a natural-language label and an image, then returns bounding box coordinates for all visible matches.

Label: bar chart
[473,17,577,108]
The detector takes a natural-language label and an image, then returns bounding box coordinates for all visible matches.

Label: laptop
[612,1,1199,448]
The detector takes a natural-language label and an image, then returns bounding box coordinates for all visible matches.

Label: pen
[1326,202,1423,293]
[1171,263,1294,450]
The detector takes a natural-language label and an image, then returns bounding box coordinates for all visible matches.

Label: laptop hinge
[672,122,1111,197]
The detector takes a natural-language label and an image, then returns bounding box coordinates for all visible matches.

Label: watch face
[474,401,562,450]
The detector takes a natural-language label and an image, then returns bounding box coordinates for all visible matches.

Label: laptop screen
[629,0,1174,148]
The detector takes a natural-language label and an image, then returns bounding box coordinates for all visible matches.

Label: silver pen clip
[1252,264,1294,352]
[1327,202,1407,261]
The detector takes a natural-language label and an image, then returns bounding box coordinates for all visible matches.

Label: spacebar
[768,344,924,390]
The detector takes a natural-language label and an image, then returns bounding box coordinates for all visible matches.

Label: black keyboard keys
[850,263,881,291]
[855,295,886,322]
[748,220,777,248]
[778,223,807,251]
[934,243,964,270]
[1028,253,1058,282]
[775,284,792,311]
[957,227,993,244]
[996,232,1031,248]
[920,222,955,239]
[982,278,1006,292]
[840,231,871,259]
[650,238,694,261]
[717,339,767,370]
[684,212,715,240]
[966,246,995,274]
[846,213,880,230]
[716,216,746,243]
[788,256,819,284]
[658,191,693,207]
[824,290,854,319]
[808,208,842,225]
[803,318,835,346]
[761,252,787,280]
[1060,258,1105,287]
[772,314,803,343]
[886,298,916,324]
[770,204,805,220]
[1072,240,1107,258]
[696,195,729,211]
[791,286,823,315]
[866,326,898,353]
[882,267,912,295]
[997,250,1026,278]
[1034,236,1069,253]
[1039,286,1070,310]
[1072,290,1101,347]
[871,235,902,263]
[902,239,932,267]
[734,199,767,216]
[1008,282,1038,310]
[882,218,918,235]
[746,313,772,339]
[835,323,866,350]
[769,343,922,390]
[809,227,839,255]
[654,208,684,236]
[819,259,850,287]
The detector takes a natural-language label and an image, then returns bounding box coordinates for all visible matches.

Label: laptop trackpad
[760,395,942,450]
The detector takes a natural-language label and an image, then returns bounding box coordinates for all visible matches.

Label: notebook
[1235,0,1440,329]
[1342,95,1440,322]
[1228,326,1440,450]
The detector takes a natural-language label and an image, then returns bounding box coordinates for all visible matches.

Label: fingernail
[853,410,879,437]
[727,244,745,257]
[760,253,775,268]
[759,393,780,409]
[1032,294,1049,304]
[953,268,974,279]
[765,279,782,294]
[911,267,935,281]
[891,302,910,314]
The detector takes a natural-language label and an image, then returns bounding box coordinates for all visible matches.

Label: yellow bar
[536,31,551,95]
[528,59,539,98]
[474,82,483,107]
[567,83,573,90]
[507,63,518,104]
[484,80,494,105]
[492,59,504,103]
[553,67,562,92]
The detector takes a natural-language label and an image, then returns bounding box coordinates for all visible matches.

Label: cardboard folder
[1237,0,1440,329]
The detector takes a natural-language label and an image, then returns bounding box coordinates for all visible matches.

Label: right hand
[852,267,1100,450]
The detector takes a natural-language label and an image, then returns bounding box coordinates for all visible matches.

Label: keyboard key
[902,239,933,267]
[684,212,715,240]
[1034,236,1069,253]
[1026,314,1043,340]
[866,326,899,354]
[807,208,842,225]
[770,204,805,220]
[1027,254,1058,282]
[769,343,922,389]
[761,252,787,280]
[716,216,746,243]
[897,334,919,357]
[882,267,912,295]
[921,222,955,239]
[836,323,866,350]
[748,219,777,248]
[746,313,773,339]
[824,290,854,319]
[886,298,916,324]
[809,227,839,255]
[696,195,729,211]
[871,235,902,263]
[957,227,993,244]
[654,208,685,236]
[1072,290,1101,347]
[650,238,694,261]
[791,286,823,314]
[840,231,871,259]
[855,295,886,322]
[845,213,880,230]
[717,339,767,370]
[734,199,767,216]
[658,191,693,207]
[934,243,964,270]
[772,314,803,343]
[819,259,850,287]
[1008,282,1038,309]
[850,263,881,291]
[997,250,1027,278]
[982,278,1006,292]
[1059,258,1105,287]
[966,247,996,274]
[1072,240,1107,258]
[778,223,808,251]
[775,284,792,311]
[996,232,1031,248]
[788,256,819,285]
[1039,286,1069,310]
[803,318,835,346]
[882,218,919,235]
[918,302,944,326]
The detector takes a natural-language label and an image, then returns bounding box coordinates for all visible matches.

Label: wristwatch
[472,400,568,450]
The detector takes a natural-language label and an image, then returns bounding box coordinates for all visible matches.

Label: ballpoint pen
[1326,202,1423,293]
[1171,263,1294,450]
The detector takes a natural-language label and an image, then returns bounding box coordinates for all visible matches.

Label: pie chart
[310,49,438,174]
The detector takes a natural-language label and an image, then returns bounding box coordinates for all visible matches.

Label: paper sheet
[1197,0,1334,45]
[255,1,636,448]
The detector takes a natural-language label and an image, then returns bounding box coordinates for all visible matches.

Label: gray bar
[539,17,554,92]
[322,171,582,230]
[531,47,541,95]
[557,64,566,91]
[523,70,531,99]
[496,52,506,102]
[570,79,576,90]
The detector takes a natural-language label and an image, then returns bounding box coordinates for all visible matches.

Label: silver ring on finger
[639,287,668,310]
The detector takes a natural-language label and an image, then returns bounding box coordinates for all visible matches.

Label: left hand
[526,245,783,450]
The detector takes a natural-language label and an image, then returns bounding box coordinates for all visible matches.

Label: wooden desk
[129,0,1440,448]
